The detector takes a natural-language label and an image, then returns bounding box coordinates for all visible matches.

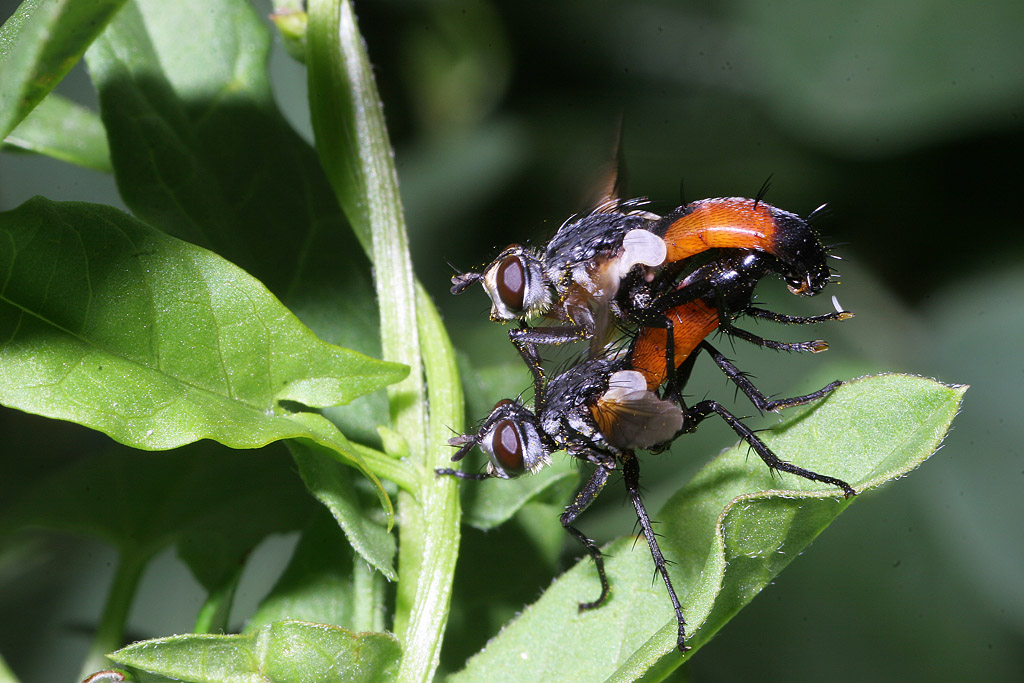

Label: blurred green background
[2,0,1022,680]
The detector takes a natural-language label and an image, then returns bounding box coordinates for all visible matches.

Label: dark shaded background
[2,0,1022,680]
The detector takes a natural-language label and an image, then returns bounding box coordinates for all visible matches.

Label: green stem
[351,559,386,633]
[78,551,147,680]
[392,284,463,680]
[350,442,419,494]
[306,2,463,681]
[192,567,242,635]
[306,0,427,456]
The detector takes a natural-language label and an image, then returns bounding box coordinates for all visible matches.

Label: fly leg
[622,452,690,652]
[509,323,590,407]
[435,430,495,479]
[434,468,491,480]
[717,306,852,353]
[700,340,842,413]
[684,398,856,498]
[561,464,613,610]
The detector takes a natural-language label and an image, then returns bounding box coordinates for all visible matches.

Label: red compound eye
[496,256,526,312]
[490,419,525,473]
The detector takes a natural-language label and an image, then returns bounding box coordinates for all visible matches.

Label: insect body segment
[656,197,831,295]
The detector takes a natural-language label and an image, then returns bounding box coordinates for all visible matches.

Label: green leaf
[0,198,406,473]
[0,0,128,138]
[84,0,392,446]
[110,621,401,683]
[3,91,112,171]
[290,441,396,580]
[83,0,379,346]
[445,374,966,681]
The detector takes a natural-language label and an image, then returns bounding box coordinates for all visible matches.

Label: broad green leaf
[110,621,401,683]
[446,374,965,681]
[83,0,379,349]
[0,198,406,479]
[0,0,128,138]
[3,91,111,171]
[83,0,390,447]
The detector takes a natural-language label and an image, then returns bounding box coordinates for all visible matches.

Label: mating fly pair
[441,183,855,652]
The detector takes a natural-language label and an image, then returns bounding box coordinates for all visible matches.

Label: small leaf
[445,374,965,681]
[110,621,401,683]
[3,92,112,172]
[0,198,406,473]
[290,440,396,580]
[0,0,128,138]
[269,1,309,63]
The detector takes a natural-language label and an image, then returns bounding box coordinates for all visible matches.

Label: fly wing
[592,370,683,449]
[585,117,628,212]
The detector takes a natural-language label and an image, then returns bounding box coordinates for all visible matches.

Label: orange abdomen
[662,198,779,263]
[631,299,720,390]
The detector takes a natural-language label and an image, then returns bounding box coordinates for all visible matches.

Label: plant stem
[350,442,419,494]
[78,550,147,680]
[192,567,241,635]
[306,2,464,681]
[392,284,463,679]
[306,0,427,455]
[352,559,386,633]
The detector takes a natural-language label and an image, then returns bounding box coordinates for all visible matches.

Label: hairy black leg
[686,399,857,498]
[744,307,853,325]
[434,468,492,480]
[509,324,591,346]
[509,324,591,407]
[509,325,547,407]
[662,343,699,406]
[720,324,829,353]
[622,453,690,652]
[717,305,852,353]
[700,341,842,413]
[561,465,613,610]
